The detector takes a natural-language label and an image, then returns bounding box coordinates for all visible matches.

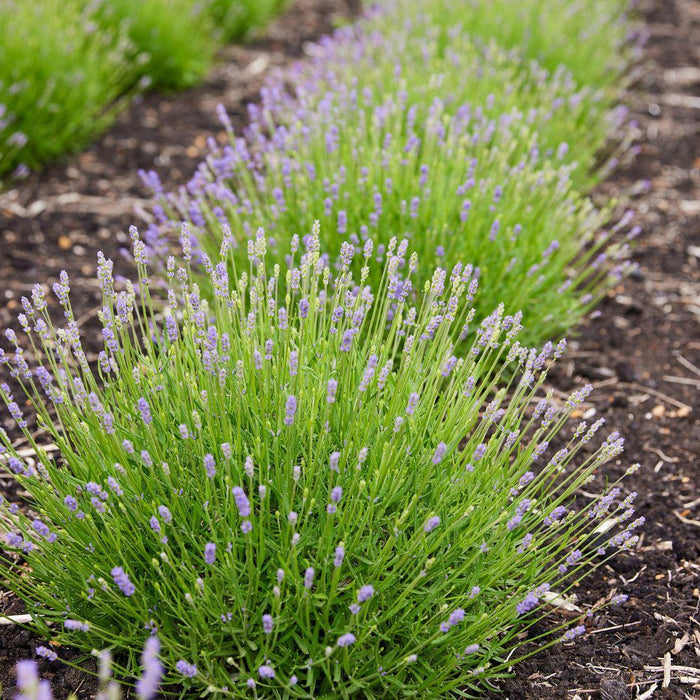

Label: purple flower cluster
[111,567,135,597]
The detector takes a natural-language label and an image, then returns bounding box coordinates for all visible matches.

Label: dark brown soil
[0,0,698,697]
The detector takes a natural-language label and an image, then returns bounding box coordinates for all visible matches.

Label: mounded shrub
[1,228,640,697]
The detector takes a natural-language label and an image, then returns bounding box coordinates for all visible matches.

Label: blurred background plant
[89,0,217,91]
[208,0,288,43]
[0,0,134,179]
[0,0,289,183]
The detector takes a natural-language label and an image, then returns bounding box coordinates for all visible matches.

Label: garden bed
[0,0,698,697]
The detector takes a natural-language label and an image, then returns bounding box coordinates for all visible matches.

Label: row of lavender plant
[1,228,641,696]
[141,0,642,345]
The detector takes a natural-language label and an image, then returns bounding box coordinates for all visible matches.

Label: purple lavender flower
[204,453,216,478]
[204,542,216,565]
[284,395,297,426]
[31,519,50,537]
[405,392,419,415]
[334,545,345,567]
[262,614,274,635]
[64,619,89,632]
[36,646,58,661]
[440,607,465,633]
[137,397,152,425]
[304,567,315,590]
[424,515,440,533]
[432,442,447,464]
[337,633,356,647]
[289,350,299,376]
[327,378,338,403]
[566,549,582,566]
[232,486,251,517]
[107,477,123,496]
[516,591,539,615]
[258,664,275,679]
[175,660,197,678]
[15,660,51,699]
[135,636,162,700]
[473,443,487,461]
[111,567,135,597]
[7,401,26,428]
[340,328,355,352]
[562,625,586,641]
[358,585,374,603]
[158,506,172,524]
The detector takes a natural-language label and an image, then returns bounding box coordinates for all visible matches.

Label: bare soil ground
[0,0,698,697]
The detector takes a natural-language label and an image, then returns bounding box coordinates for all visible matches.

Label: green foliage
[0,0,288,179]
[0,230,640,697]
[207,0,289,42]
[0,0,133,176]
[399,0,637,92]
[90,0,217,90]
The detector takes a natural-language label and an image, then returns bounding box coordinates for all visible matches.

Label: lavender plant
[144,94,633,345]
[89,0,217,90]
[0,0,134,178]
[1,227,640,696]
[142,0,638,344]
[399,0,641,91]
[260,13,634,189]
[207,0,289,43]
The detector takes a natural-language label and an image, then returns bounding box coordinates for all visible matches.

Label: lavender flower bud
[337,633,356,647]
[111,567,135,596]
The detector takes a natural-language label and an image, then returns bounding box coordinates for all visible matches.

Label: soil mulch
[0,0,698,697]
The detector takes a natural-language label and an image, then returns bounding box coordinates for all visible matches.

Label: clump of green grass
[0,0,133,177]
[1,228,640,697]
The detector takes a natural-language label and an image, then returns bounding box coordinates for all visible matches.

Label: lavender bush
[207,0,289,43]
[0,0,134,178]
[0,0,288,180]
[256,10,634,189]
[90,0,216,91]
[1,228,640,696]
[143,0,639,345]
